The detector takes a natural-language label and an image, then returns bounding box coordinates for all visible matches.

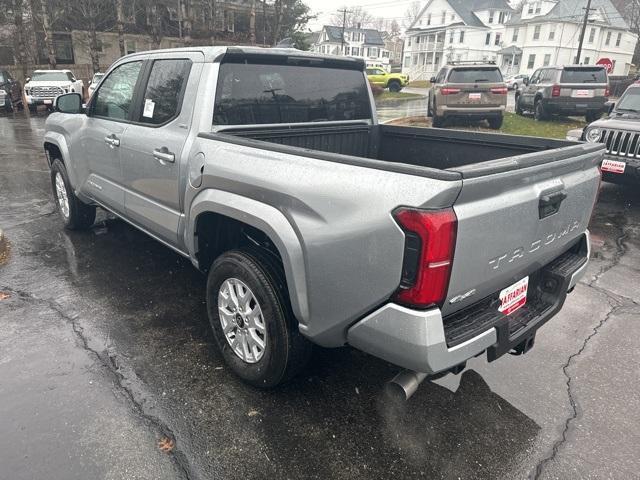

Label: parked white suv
[24,70,84,112]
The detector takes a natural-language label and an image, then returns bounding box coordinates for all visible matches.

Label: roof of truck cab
[120,46,365,66]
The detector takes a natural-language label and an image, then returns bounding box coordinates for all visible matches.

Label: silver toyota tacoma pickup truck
[44,47,603,391]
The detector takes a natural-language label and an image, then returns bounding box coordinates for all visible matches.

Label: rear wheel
[50,159,96,230]
[585,111,601,123]
[515,95,524,115]
[388,80,402,92]
[534,100,547,121]
[206,249,312,388]
[488,115,503,130]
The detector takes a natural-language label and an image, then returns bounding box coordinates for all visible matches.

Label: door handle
[153,147,175,164]
[104,135,120,147]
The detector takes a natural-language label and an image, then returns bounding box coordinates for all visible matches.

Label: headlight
[585,128,602,142]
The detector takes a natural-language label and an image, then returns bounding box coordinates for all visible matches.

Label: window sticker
[143,98,155,118]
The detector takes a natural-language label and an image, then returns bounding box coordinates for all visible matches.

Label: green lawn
[386,112,586,140]
[375,91,425,102]
[407,80,431,88]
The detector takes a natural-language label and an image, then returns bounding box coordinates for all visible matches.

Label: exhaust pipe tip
[385,371,429,402]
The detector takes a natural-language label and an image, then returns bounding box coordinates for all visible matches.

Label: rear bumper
[347,232,590,374]
[541,98,607,115]
[439,105,505,118]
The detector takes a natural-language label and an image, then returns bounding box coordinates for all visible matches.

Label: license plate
[498,276,529,316]
[601,159,626,174]
[468,93,481,101]
[43,99,52,105]
[572,89,594,98]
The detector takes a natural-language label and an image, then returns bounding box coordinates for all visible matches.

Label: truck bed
[207,121,600,178]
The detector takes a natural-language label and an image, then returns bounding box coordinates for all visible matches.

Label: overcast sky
[305,0,421,31]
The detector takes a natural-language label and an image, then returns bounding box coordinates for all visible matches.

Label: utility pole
[338,8,351,55]
[576,0,595,64]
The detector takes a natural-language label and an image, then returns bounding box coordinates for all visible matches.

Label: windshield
[560,68,606,84]
[214,62,372,125]
[31,71,71,82]
[448,68,503,83]
[615,88,640,112]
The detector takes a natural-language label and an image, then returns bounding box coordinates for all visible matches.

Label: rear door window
[213,62,372,125]
[560,68,607,83]
[138,59,192,125]
[448,68,503,83]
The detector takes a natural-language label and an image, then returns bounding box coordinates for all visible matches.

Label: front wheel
[515,95,524,115]
[50,159,96,230]
[206,249,312,388]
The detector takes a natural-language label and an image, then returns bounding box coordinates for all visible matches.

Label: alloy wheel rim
[218,278,267,363]
[54,172,70,219]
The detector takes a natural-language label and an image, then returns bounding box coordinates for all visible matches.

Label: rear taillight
[441,88,461,95]
[393,208,457,309]
[490,87,508,95]
[552,85,561,97]
[604,87,610,97]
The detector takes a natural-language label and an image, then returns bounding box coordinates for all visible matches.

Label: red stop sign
[596,58,613,74]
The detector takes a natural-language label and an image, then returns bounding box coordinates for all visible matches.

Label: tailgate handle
[539,191,567,219]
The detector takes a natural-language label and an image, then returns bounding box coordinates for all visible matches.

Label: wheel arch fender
[43,132,78,187]
[186,189,310,326]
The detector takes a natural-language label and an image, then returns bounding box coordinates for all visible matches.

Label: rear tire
[488,115,503,129]
[515,95,524,116]
[388,80,402,92]
[586,111,601,123]
[534,100,547,121]
[50,159,96,230]
[206,249,312,388]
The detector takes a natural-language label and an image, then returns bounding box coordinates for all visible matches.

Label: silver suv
[516,65,609,122]
[428,62,508,129]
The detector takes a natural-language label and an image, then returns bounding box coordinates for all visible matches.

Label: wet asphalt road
[1,112,639,480]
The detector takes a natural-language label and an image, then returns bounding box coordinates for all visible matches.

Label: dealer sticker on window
[498,276,529,316]
[601,159,626,174]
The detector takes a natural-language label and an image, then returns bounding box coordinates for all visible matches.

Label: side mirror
[25,77,30,83]
[56,93,83,114]
[607,102,615,115]
[430,76,436,84]
[523,78,529,86]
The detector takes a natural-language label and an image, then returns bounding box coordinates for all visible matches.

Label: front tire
[50,159,96,230]
[206,249,312,388]
[515,94,524,115]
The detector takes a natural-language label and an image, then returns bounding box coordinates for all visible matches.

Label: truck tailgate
[441,143,603,317]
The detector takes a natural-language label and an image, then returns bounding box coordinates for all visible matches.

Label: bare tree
[68,0,110,73]
[330,6,373,28]
[116,0,125,56]
[403,1,422,29]
[30,0,56,68]
[11,0,28,79]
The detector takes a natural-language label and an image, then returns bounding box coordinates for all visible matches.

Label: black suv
[0,70,23,112]
[516,65,609,122]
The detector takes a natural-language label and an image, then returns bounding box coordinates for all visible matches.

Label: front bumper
[347,232,590,374]
[25,95,56,106]
[601,155,640,185]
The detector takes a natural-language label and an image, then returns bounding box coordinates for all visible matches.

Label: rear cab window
[213,60,372,126]
[560,68,607,84]
[448,68,503,83]
[138,59,192,125]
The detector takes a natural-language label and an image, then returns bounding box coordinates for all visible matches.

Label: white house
[310,26,391,68]
[402,0,514,80]
[500,0,638,76]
